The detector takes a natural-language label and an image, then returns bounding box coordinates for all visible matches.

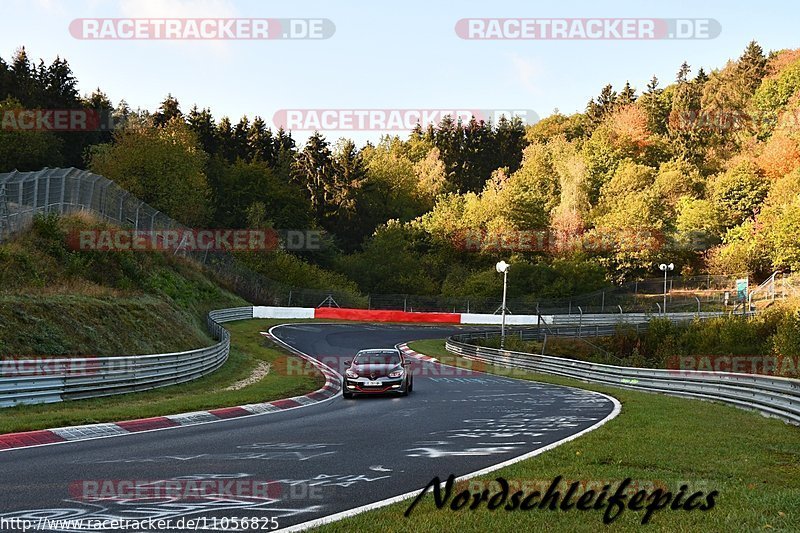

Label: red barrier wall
[314,307,461,324]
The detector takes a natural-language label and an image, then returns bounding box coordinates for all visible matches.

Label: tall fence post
[44,174,51,212]
[59,172,67,212]
[0,184,8,241]
[32,175,40,213]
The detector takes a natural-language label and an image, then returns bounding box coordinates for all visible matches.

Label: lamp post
[659,263,674,315]
[496,260,510,348]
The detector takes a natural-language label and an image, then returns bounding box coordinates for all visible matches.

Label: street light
[659,263,674,315]
[496,260,510,348]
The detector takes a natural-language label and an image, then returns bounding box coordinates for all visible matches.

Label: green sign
[736,278,748,300]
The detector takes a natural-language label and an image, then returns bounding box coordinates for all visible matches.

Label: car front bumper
[343,376,405,394]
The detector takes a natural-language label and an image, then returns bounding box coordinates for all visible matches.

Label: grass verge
[0,319,323,434]
[312,338,800,533]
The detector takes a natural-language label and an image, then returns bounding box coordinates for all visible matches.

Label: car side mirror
[344,361,351,367]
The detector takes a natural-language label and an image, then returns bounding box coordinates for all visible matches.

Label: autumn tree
[88,118,210,226]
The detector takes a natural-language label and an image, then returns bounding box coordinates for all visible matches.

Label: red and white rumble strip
[397,343,438,364]
[0,331,340,452]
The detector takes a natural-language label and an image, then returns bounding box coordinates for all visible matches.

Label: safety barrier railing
[446,331,800,425]
[0,307,253,408]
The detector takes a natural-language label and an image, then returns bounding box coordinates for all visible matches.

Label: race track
[0,323,618,532]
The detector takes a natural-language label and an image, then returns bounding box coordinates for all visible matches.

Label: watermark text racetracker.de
[456,18,721,40]
[66,229,323,253]
[272,109,538,131]
[667,354,800,378]
[0,356,103,377]
[69,18,335,40]
[1,109,112,132]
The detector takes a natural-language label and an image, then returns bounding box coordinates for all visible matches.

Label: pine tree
[247,116,275,165]
[41,56,79,107]
[695,67,709,84]
[736,40,767,94]
[10,47,36,105]
[154,94,182,127]
[586,84,618,129]
[187,106,218,155]
[494,115,526,176]
[291,132,335,221]
[618,81,637,106]
[234,116,250,160]
[217,116,236,162]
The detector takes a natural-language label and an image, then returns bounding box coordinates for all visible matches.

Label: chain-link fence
[0,167,787,314]
[0,167,296,305]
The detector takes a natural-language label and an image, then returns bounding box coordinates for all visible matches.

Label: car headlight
[345,369,358,379]
[388,369,404,378]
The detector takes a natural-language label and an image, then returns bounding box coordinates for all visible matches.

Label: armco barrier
[0,304,757,408]
[0,307,253,408]
[461,313,552,325]
[253,306,315,319]
[446,332,800,425]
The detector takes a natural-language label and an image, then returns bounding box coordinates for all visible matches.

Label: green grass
[312,339,800,533]
[0,319,323,434]
[0,212,249,356]
[0,294,217,356]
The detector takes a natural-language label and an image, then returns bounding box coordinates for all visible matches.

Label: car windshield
[353,352,401,365]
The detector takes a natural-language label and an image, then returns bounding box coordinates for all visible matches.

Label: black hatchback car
[342,348,413,398]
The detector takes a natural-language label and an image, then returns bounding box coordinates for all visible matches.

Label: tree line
[2,41,799,302]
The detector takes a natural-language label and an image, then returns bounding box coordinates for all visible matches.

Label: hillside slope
[0,213,246,356]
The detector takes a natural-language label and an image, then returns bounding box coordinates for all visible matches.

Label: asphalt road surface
[0,323,617,532]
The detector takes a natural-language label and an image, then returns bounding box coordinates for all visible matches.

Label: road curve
[0,323,618,532]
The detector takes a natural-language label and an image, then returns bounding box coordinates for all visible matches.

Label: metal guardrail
[446,330,800,425]
[492,312,737,341]
[0,307,253,408]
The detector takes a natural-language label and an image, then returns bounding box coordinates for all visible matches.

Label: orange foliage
[610,105,651,149]
[549,208,585,255]
[765,48,800,79]
[757,134,800,179]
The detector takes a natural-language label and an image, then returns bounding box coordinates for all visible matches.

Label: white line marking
[276,340,621,532]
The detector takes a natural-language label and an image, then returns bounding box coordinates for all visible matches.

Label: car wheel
[343,390,354,399]
[408,377,413,393]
